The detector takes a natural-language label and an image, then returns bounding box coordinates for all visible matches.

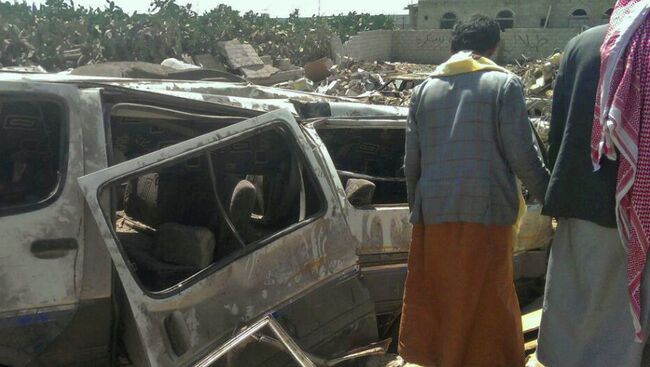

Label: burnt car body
[0,72,550,367]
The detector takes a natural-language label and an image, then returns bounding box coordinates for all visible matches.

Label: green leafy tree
[0,0,395,70]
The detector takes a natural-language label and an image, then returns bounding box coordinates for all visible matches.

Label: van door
[79,109,377,367]
[0,82,92,364]
[304,118,410,333]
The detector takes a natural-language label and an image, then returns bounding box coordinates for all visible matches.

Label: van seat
[153,223,216,269]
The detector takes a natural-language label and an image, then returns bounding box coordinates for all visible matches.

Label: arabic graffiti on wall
[416,32,452,49]
[501,33,551,57]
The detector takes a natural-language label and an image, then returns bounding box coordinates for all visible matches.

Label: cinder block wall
[497,28,579,62]
[334,30,394,62]
[334,28,580,65]
[392,30,453,64]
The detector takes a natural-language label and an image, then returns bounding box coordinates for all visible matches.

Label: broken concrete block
[288,77,315,92]
[271,68,304,84]
[217,39,264,70]
[193,54,227,71]
[277,58,295,71]
[260,55,274,65]
[248,67,305,86]
[240,64,280,80]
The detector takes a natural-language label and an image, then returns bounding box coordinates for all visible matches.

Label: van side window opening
[102,123,324,293]
[0,99,64,213]
[316,127,407,207]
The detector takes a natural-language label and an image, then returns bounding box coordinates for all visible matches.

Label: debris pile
[506,52,562,147]
[274,51,562,116]
[507,52,563,99]
[269,53,561,151]
[276,56,435,106]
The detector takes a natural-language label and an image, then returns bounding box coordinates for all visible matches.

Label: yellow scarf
[431,51,510,77]
[430,51,526,235]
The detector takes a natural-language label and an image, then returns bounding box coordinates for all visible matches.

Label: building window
[424,15,429,21]
[496,9,514,30]
[569,8,589,27]
[571,9,588,18]
[603,8,614,19]
[440,12,457,29]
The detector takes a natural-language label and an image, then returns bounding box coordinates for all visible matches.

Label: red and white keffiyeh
[591,0,650,342]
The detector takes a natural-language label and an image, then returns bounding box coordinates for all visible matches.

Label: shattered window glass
[0,99,64,214]
[102,125,324,292]
[316,127,407,207]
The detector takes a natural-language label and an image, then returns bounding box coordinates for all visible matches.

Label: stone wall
[392,30,452,64]
[332,30,394,62]
[497,28,579,62]
[413,0,612,29]
[334,28,581,65]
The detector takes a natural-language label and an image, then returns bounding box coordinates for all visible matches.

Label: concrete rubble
[275,56,434,106]
[508,51,563,148]
[508,51,563,100]
[216,39,305,85]
[193,53,228,71]
[270,52,561,148]
[272,51,560,111]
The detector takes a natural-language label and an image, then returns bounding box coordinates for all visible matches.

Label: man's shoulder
[566,25,608,53]
[428,70,518,87]
[419,72,521,100]
[474,70,522,92]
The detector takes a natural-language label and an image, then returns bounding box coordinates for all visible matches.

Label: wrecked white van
[0,73,550,367]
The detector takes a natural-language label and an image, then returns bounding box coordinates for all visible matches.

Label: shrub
[0,0,395,70]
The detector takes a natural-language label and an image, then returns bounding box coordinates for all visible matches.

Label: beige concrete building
[408,0,614,30]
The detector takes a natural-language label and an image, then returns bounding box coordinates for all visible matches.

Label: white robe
[537,218,650,367]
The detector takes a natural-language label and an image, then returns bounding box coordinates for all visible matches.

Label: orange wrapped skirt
[398,223,525,367]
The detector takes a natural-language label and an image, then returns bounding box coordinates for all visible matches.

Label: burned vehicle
[0,72,551,367]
